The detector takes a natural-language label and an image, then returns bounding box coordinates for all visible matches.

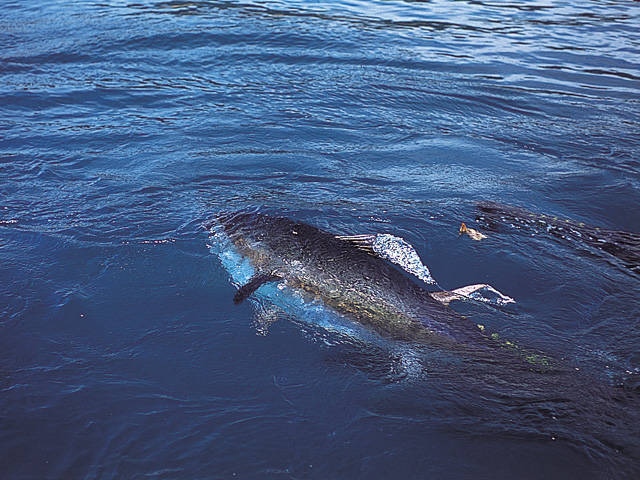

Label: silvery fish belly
[208,211,488,347]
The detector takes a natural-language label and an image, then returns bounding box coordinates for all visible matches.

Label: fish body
[477,201,640,272]
[206,211,640,471]
[213,212,484,346]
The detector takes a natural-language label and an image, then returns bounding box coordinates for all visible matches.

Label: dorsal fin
[335,234,377,255]
[431,284,515,306]
[337,233,436,285]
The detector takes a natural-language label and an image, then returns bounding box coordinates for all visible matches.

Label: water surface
[1,1,640,478]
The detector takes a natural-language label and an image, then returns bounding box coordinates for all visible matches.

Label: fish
[476,201,640,273]
[209,211,519,356]
[207,211,640,469]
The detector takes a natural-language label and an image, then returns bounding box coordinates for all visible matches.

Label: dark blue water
[2,0,640,478]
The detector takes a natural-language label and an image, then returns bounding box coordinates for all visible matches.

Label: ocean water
[1,1,640,478]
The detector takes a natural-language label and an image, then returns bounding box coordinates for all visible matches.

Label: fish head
[211,211,314,273]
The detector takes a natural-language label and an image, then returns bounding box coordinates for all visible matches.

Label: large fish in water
[476,201,640,273]
[209,211,529,361]
[207,211,640,471]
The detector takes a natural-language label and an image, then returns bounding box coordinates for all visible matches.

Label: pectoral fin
[430,284,515,306]
[234,272,282,304]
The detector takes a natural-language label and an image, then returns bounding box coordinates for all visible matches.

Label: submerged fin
[234,272,282,304]
[431,284,515,306]
[337,233,436,285]
[252,305,281,336]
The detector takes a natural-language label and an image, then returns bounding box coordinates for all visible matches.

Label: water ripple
[2,0,639,478]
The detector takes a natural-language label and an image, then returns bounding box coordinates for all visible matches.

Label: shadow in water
[320,329,640,478]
